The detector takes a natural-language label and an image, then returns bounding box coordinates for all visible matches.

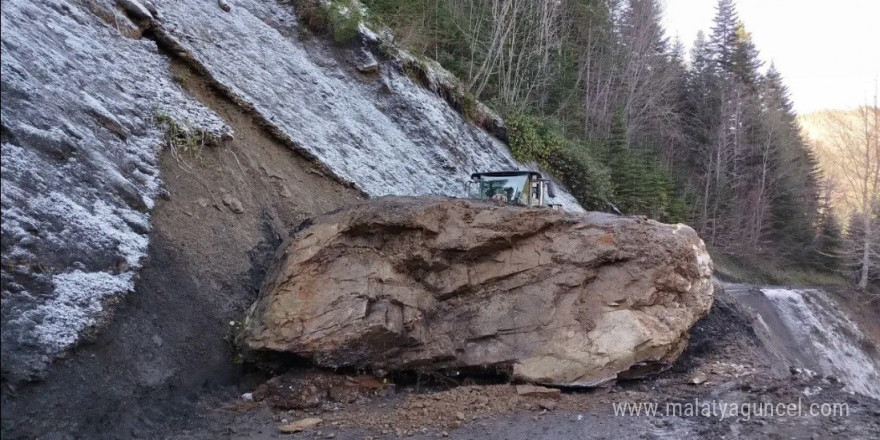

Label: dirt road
[168,285,880,439]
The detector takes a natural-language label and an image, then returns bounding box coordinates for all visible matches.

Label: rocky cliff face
[1,0,580,385]
[241,196,714,386]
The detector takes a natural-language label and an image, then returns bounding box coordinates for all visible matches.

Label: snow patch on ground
[34,271,135,353]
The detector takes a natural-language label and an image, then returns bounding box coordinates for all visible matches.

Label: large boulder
[240,196,713,386]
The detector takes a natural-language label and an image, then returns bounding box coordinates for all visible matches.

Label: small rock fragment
[355,48,380,74]
[689,371,708,385]
[351,375,383,389]
[538,400,557,411]
[357,60,379,74]
[142,0,160,18]
[117,0,153,20]
[516,385,561,400]
[218,0,231,12]
[278,417,322,433]
[222,195,244,214]
[158,188,171,200]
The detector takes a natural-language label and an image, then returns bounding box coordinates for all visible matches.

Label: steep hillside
[1,0,229,382]
[1,0,579,437]
[4,2,877,440]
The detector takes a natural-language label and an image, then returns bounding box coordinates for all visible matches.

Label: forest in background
[350,0,876,290]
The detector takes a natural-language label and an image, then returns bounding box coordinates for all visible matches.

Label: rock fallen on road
[240,196,713,386]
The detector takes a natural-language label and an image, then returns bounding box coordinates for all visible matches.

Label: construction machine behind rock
[467,171,562,209]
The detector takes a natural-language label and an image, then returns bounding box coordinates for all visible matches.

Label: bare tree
[822,98,880,289]
[448,0,565,111]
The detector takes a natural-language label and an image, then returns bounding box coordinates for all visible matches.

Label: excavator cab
[467,171,560,208]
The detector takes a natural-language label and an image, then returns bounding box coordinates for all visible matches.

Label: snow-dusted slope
[761,288,880,400]
[0,0,581,381]
[724,283,880,400]
[0,0,228,381]
[154,0,582,208]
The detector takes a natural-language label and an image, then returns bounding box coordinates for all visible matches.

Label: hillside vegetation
[800,107,879,291]
[800,108,872,218]
[356,0,837,274]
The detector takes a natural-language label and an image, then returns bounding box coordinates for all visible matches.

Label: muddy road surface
[166,284,880,439]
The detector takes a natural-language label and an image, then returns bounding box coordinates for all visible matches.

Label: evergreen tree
[685,31,720,150]
[813,183,845,270]
[708,0,740,72]
[607,111,637,211]
[363,0,837,271]
[761,64,822,259]
[730,23,763,88]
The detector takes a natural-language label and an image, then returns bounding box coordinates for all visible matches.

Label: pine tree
[684,30,725,239]
[813,183,844,270]
[709,0,740,72]
[685,31,720,150]
[669,38,690,112]
[760,64,823,260]
[607,111,637,212]
[730,23,763,88]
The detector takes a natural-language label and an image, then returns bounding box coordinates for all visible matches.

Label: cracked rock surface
[241,196,714,385]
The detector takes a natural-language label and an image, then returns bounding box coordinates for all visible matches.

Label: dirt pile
[326,384,587,434]
[253,370,389,410]
[240,196,714,386]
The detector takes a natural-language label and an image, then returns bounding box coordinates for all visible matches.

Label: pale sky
[661,0,879,113]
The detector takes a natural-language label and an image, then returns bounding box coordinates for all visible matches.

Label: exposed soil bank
[0,57,362,439]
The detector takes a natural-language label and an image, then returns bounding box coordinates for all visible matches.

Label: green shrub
[507,113,613,211]
[548,141,614,210]
[327,0,365,43]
